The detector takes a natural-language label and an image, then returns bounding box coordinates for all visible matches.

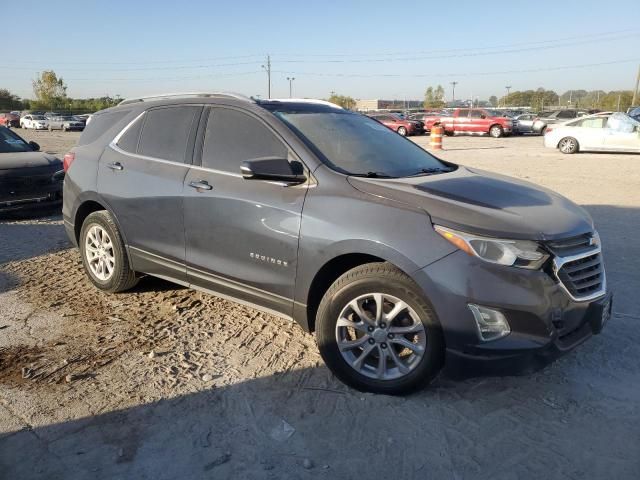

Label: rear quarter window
[78,110,130,146]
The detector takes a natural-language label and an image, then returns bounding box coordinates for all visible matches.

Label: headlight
[434,225,549,269]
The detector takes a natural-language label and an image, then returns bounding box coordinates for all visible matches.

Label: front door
[604,114,640,152]
[183,106,309,317]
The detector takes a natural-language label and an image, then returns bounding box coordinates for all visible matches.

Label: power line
[272,57,640,79]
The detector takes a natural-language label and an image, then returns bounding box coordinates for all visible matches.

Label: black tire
[489,125,503,138]
[540,126,547,136]
[397,126,407,136]
[315,262,444,395]
[79,210,139,293]
[558,136,579,154]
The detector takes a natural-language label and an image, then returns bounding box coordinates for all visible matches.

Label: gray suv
[62,93,612,394]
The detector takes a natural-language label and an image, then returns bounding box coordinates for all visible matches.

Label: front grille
[557,252,604,299]
[548,233,606,301]
[546,233,593,256]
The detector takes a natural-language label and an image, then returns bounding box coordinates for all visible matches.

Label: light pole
[450,81,458,105]
[286,77,295,98]
[261,55,272,99]
[505,85,512,107]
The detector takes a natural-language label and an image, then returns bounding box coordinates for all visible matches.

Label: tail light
[544,128,553,135]
[63,152,75,172]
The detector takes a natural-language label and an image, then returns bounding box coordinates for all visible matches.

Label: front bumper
[414,250,610,377]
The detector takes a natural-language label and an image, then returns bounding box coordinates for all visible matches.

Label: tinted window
[202,108,287,173]
[273,111,450,178]
[557,110,576,119]
[0,128,32,153]
[138,106,199,162]
[457,109,470,117]
[78,110,130,146]
[116,115,144,153]
[469,110,484,118]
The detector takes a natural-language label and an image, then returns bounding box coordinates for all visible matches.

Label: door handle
[189,180,213,191]
[107,162,124,171]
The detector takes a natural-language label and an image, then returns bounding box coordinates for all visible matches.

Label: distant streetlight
[286,77,296,98]
[505,85,512,106]
[450,81,458,104]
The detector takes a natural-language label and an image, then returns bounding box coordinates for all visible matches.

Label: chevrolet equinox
[62,93,612,394]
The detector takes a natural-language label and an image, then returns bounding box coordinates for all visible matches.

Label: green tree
[599,90,634,111]
[0,89,24,110]
[488,95,498,106]
[423,85,445,108]
[328,93,356,110]
[32,70,68,109]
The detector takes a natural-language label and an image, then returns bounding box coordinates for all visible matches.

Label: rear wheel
[489,125,504,138]
[315,263,444,395]
[397,126,407,136]
[80,211,139,293]
[558,136,579,154]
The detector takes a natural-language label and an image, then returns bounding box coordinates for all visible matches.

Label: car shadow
[0,219,70,265]
[0,207,638,478]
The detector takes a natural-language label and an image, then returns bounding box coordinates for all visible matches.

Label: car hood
[347,166,593,240]
[0,151,62,170]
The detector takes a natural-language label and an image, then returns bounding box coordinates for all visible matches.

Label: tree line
[1,70,637,114]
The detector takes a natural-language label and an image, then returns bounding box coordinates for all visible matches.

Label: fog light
[468,304,510,341]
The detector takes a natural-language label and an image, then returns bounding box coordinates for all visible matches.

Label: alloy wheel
[84,225,116,281]
[335,293,427,380]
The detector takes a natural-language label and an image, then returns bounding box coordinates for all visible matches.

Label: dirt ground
[1,129,639,480]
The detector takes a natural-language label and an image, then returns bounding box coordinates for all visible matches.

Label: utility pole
[632,64,640,107]
[505,86,512,107]
[617,94,621,112]
[261,55,272,99]
[450,81,458,105]
[286,77,295,98]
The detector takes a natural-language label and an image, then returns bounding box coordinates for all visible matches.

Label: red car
[0,112,20,128]
[368,113,424,136]
[423,108,513,138]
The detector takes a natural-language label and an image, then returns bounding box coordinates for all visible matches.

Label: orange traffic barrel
[430,125,444,150]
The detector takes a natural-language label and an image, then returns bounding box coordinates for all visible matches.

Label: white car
[544,112,640,154]
[20,114,48,130]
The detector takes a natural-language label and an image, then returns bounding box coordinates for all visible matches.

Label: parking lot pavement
[1,131,639,479]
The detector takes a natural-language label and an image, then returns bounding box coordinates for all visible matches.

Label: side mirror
[29,141,40,151]
[480,114,486,119]
[241,157,306,184]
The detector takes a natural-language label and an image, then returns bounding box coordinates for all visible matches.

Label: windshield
[0,128,33,153]
[32,115,45,120]
[273,111,451,177]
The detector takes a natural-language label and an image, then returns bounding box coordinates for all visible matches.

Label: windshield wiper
[406,167,452,177]
[351,171,394,178]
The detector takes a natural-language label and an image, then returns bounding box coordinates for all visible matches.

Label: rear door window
[78,110,130,146]
[201,108,288,173]
[138,106,200,163]
[116,115,144,153]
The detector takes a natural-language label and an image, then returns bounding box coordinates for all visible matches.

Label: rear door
[98,104,202,281]
[183,106,309,316]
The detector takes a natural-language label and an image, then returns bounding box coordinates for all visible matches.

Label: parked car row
[17,114,86,131]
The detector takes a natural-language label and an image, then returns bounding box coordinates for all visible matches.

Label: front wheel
[489,125,504,138]
[397,126,407,136]
[315,263,444,395]
[558,136,579,154]
[80,211,139,293]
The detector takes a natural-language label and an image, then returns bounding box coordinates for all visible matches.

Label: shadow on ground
[0,206,639,479]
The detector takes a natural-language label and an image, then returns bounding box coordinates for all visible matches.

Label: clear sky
[4,0,640,101]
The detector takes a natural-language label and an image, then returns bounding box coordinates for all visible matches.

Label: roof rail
[265,98,343,109]
[118,92,254,106]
